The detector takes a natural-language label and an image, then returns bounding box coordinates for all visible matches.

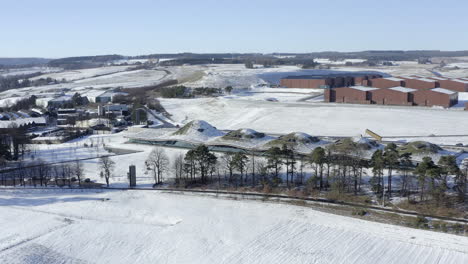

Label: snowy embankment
[0,96,29,107]
[160,98,468,145]
[0,189,466,264]
[181,64,302,88]
[59,132,187,186]
[29,66,131,82]
[0,66,170,100]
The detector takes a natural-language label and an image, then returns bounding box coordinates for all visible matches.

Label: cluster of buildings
[281,74,468,108]
[0,110,47,129]
[280,73,382,89]
[35,90,128,109]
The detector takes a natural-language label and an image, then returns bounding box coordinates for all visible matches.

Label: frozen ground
[160,97,468,145]
[3,62,467,101]
[181,64,303,88]
[223,91,316,103]
[0,67,60,77]
[47,132,189,187]
[30,66,131,82]
[0,189,466,264]
[0,96,29,107]
[0,66,172,100]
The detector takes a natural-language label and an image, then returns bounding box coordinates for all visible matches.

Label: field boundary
[1,186,467,225]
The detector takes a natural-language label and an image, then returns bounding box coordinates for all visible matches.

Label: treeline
[145,143,467,209]
[0,58,50,66]
[0,159,88,188]
[160,86,222,98]
[0,128,30,161]
[48,55,124,69]
[0,73,66,92]
[160,86,189,98]
[0,96,37,112]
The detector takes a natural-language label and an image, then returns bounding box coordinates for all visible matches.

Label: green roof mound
[222,129,265,141]
[267,132,320,146]
[397,141,442,155]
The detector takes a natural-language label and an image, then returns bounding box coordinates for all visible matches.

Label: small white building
[48,95,73,108]
[95,91,128,103]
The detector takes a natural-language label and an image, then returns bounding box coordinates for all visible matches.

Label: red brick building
[436,79,468,92]
[370,77,405,88]
[324,86,377,104]
[402,77,439,90]
[321,74,460,108]
[370,87,415,106]
[412,88,458,108]
[280,78,330,89]
[280,73,382,89]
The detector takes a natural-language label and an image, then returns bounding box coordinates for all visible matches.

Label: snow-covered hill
[0,189,466,264]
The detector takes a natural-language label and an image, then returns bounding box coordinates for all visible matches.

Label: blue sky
[1,0,467,58]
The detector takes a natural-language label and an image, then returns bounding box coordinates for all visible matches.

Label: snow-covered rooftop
[349,86,378,92]
[389,86,416,93]
[383,77,404,82]
[430,77,448,81]
[417,78,437,83]
[50,95,73,102]
[166,120,225,143]
[450,79,468,84]
[431,88,457,95]
[0,117,46,128]
[399,75,425,80]
[98,91,129,98]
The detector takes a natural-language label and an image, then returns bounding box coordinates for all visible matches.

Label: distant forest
[2,50,468,69]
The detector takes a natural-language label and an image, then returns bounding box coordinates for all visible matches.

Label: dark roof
[282,72,381,80]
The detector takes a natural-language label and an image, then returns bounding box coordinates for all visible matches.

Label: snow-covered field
[161,97,468,145]
[224,92,316,103]
[314,58,367,65]
[181,64,303,88]
[0,189,466,264]
[0,96,28,107]
[44,133,188,186]
[3,62,467,103]
[1,62,468,263]
[30,66,131,82]
[0,66,172,100]
[0,67,60,77]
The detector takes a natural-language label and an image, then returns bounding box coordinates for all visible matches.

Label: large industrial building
[280,73,382,89]
[399,77,439,90]
[371,87,415,106]
[436,78,468,92]
[324,86,376,104]
[282,72,466,108]
[324,86,457,108]
[369,77,405,88]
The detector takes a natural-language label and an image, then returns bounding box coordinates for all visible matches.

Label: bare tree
[221,153,235,183]
[53,164,61,187]
[15,160,25,186]
[145,148,169,185]
[74,160,84,186]
[62,163,73,188]
[37,159,50,187]
[173,153,185,185]
[255,159,268,186]
[233,152,248,186]
[99,156,115,187]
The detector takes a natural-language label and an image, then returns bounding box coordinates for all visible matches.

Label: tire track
[0,218,73,254]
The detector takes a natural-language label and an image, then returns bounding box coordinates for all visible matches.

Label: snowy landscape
[1,56,468,263]
[1,189,467,264]
[4,0,468,262]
